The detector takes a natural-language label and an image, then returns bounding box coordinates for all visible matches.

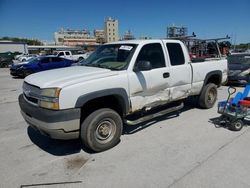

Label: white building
[54,28,96,46]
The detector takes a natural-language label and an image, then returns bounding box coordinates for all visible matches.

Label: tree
[0,36,43,45]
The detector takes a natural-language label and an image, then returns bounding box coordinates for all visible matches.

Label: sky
[0,0,249,44]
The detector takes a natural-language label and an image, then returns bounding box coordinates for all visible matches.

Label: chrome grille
[22,82,41,105]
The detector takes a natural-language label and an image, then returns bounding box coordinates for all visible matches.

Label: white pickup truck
[56,50,90,62]
[19,39,228,152]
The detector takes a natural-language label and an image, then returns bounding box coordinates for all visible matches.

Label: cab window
[136,43,165,69]
[166,43,185,66]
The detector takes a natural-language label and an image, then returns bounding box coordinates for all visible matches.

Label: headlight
[39,88,61,110]
[40,88,61,97]
[239,69,250,76]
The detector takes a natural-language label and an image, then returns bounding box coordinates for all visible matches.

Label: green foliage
[0,36,43,45]
[234,43,250,50]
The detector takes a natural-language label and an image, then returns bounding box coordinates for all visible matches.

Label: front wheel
[80,108,123,152]
[199,83,217,109]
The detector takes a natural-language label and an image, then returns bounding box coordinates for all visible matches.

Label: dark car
[10,56,74,77]
[228,53,250,85]
[0,51,21,68]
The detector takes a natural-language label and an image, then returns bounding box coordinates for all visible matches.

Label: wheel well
[80,95,124,123]
[205,74,221,86]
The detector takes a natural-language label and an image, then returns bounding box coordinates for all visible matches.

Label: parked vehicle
[19,39,228,152]
[56,50,90,61]
[14,53,28,60]
[0,51,21,68]
[227,53,250,85]
[10,56,73,77]
[18,54,39,62]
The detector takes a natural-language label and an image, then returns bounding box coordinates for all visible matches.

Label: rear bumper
[19,94,81,140]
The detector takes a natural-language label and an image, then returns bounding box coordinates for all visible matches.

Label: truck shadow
[27,98,198,155]
[27,126,91,156]
[123,98,197,134]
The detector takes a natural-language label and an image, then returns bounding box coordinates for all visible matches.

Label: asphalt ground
[0,68,250,188]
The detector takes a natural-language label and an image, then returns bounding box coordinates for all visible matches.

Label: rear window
[228,54,250,64]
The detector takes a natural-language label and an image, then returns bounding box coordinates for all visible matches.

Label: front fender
[75,88,130,115]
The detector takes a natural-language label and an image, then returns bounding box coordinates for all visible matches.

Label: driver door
[128,43,171,112]
[39,57,54,70]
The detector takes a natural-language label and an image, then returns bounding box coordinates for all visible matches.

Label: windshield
[79,44,137,70]
[27,57,40,64]
[228,54,250,64]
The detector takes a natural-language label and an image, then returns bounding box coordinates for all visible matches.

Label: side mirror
[134,61,152,72]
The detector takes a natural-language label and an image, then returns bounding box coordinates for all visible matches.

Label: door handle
[163,72,170,78]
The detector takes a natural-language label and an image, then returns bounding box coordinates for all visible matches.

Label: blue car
[10,56,74,77]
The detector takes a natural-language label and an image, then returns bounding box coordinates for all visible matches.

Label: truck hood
[25,66,119,88]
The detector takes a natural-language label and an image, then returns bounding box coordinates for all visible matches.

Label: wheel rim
[95,118,116,144]
[207,88,216,105]
[234,121,242,129]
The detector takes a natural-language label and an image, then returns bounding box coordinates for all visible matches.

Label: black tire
[1,62,8,68]
[78,57,84,62]
[199,83,218,109]
[229,119,244,131]
[80,108,123,152]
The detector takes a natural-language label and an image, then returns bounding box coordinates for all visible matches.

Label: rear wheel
[80,108,123,152]
[78,57,84,62]
[0,62,8,68]
[199,83,217,109]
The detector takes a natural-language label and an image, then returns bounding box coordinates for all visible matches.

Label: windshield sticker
[119,45,133,51]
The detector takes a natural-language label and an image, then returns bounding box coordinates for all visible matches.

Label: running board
[124,102,184,126]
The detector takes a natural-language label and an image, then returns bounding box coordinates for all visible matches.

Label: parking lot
[1,68,250,188]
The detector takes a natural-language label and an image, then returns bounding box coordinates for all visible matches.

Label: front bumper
[10,69,23,77]
[19,94,81,140]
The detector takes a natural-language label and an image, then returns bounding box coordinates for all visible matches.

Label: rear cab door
[163,40,192,100]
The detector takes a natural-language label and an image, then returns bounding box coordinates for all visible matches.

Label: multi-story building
[94,29,105,44]
[54,18,119,46]
[122,30,135,40]
[104,17,119,43]
[54,28,97,46]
